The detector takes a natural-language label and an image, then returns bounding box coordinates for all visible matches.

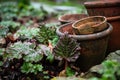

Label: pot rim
[107,16,120,21]
[56,22,113,41]
[84,0,120,8]
[58,14,88,23]
[72,16,107,30]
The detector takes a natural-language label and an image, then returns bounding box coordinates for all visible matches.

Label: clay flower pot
[58,14,88,24]
[84,0,120,17]
[56,22,113,72]
[72,16,107,35]
[107,16,120,52]
[84,0,120,52]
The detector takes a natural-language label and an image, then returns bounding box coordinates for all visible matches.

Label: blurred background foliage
[0,0,92,14]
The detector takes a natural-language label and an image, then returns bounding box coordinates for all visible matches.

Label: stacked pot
[57,14,113,71]
[84,0,120,53]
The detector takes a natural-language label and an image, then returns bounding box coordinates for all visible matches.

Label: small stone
[106,51,120,62]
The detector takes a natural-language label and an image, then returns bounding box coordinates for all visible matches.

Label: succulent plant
[36,25,58,45]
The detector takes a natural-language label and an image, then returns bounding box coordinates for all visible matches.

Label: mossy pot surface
[56,22,113,72]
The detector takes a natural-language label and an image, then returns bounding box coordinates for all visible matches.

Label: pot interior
[73,16,106,29]
[59,23,75,35]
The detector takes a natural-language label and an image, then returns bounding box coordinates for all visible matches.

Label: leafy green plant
[48,36,59,47]
[16,26,39,40]
[0,21,20,37]
[19,6,48,18]
[0,2,18,20]
[46,50,54,63]
[0,48,4,66]
[0,48,5,56]
[66,67,75,77]
[0,61,3,66]
[6,41,43,62]
[53,32,80,70]
[36,25,58,44]
[21,62,43,74]
[90,60,120,80]
[18,0,30,6]
[0,23,9,38]
[4,41,44,75]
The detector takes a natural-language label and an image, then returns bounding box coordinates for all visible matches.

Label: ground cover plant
[0,1,120,80]
[0,2,81,80]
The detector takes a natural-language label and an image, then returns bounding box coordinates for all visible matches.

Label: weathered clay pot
[72,16,107,35]
[56,22,113,72]
[107,16,120,52]
[84,0,120,17]
[84,0,120,52]
[58,14,88,24]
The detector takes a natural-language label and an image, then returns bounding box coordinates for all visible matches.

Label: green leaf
[91,60,120,80]
[0,21,20,33]
[0,48,5,56]
[24,52,43,62]
[6,41,43,62]
[53,32,80,62]
[46,50,54,63]
[0,61,3,66]
[66,67,75,77]
[16,26,39,39]
[36,25,57,44]
[21,62,43,74]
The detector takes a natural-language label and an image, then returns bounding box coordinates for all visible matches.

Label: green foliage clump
[0,21,20,39]
[16,26,39,40]
[0,21,20,33]
[90,60,120,80]
[0,2,18,20]
[36,25,58,44]
[21,62,43,74]
[6,41,43,62]
[4,41,44,75]
[46,51,54,63]
[0,23,9,38]
[19,6,48,18]
[0,2,49,21]
[66,67,75,77]
[0,48,5,56]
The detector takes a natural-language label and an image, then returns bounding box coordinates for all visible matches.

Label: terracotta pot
[56,22,113,72]
[84,0,120,52]
[58,14,88,24]
[72,16,107,35]
[107,16,120,52]
[84,0,120,17]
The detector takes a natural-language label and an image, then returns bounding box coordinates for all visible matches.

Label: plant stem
[64,58,68,71]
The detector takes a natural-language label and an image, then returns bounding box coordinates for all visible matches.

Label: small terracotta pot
[58,14,88,24]
[84,0,120,52]
[72,16,107,35]
[56,22,113,72]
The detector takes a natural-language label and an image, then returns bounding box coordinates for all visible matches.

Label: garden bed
[0,1,120,80]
